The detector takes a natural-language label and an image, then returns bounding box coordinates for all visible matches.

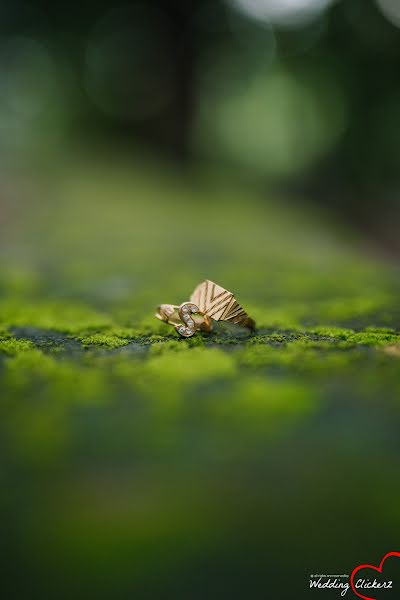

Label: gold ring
[190,280,256,330]
[155,302,213,338]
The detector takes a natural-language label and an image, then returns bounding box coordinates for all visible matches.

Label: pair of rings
[155,280,256,338]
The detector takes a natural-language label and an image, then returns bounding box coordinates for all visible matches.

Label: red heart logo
[350,551,400,600]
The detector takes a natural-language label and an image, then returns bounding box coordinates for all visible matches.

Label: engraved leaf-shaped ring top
[190,280,256,330]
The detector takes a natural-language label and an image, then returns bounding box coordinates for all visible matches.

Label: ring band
[190,280,255,330]
[155,280,255,338]
[155,302,213,338]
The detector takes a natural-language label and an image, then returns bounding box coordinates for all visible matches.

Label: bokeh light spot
[194,66,347,179]
[375,0,400,28]
[227,0,335,26]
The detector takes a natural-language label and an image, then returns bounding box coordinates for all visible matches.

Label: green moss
[336,331,400,348]
[102,326,151,339]
[2,349,112,466]
[307,326,355,339]
[0,337,34,356]
[365,326,396,334]
[137,347,236,405]
[148,339,189,355]
[75,333,130,349]
[4,350,109,401]
[247,332,305,345]
[305,328,400,348]
[240,340,354,373]
[211,377,316,426]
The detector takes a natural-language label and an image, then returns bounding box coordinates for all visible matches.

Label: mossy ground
[1,158,399,599]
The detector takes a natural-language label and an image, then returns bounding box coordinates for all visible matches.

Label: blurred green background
[0,1,400,599]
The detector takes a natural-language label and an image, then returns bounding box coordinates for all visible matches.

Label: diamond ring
[155,302,213,338]
[155,280,255,338]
